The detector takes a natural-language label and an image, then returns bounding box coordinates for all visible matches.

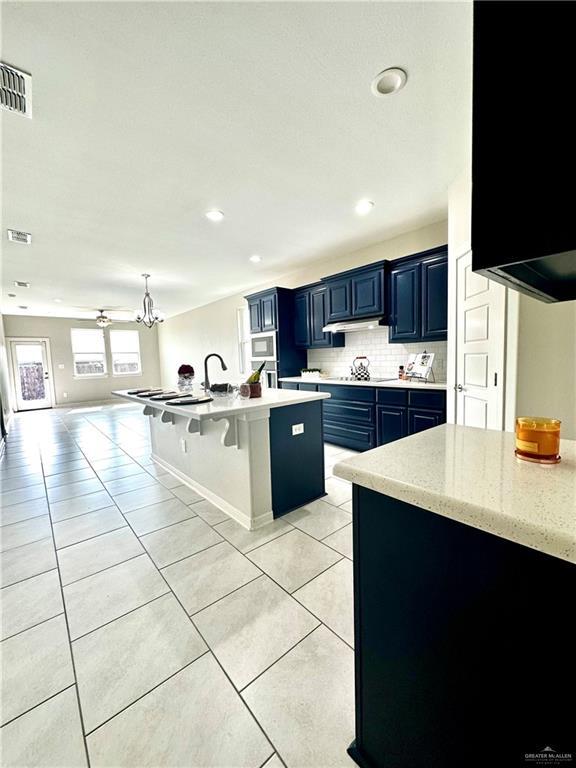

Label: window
[237,307,251,375]
[71,329,107,377]
[110,330,141,375]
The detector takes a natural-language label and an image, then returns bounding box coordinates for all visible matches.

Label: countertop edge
[278,376,448,391]
[333,460,576,565]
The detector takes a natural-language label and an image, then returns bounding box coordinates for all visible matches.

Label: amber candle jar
[515,417,561,464]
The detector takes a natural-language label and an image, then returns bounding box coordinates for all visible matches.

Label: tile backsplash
[307,329,447,382]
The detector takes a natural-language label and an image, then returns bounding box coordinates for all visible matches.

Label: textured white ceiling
[1,1,471,319]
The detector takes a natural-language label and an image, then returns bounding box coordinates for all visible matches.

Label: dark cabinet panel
[389,263,421,342]
[351,268,383,317]
[294,290,311,348]
[248,300,261,334]
[408,408,444,435]
[310,287,331,346]
[298,383,318,392]
[280,382,299,390]
[318,385,375,402]
[260,293,277,332]
[376,405,407,445]
[323,399,375,426]
[323,421,376,452]
[421,256,448,340]
[326,279,352,322]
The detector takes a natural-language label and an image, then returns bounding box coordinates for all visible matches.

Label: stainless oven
[250,331,277,362]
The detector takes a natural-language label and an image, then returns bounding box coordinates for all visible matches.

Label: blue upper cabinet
[326,278,352,322]
[389,247,448,343]
[351,267,383,317]
[294,284,345,349]
[324,263,386,323]
[294,289,311,347]
[421,255,448,340]
[247,289,277,333]
[389,262,421,342]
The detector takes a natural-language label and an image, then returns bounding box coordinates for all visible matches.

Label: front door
[9,340,53,411]
[455,251,505,429]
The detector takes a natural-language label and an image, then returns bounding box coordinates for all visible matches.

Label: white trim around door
[7,337,57,411]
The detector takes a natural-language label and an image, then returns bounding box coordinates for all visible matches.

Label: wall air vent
[8,230,32,245]
[0,63,32,118]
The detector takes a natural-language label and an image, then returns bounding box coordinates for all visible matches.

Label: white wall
[158,220,448,386]
[2,315,161,406]
[515,297,576,439]
[0,314,13,433]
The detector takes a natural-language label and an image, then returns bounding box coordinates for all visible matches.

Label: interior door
[10,340,53,411]
[455,252,505,429]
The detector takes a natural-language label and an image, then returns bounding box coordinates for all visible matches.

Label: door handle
[454,383,464,392]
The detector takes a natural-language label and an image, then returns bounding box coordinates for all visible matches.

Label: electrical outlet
[62,392,68,398]
[180,438,187,453]
[292,423,304,436]
[58,363,65,370]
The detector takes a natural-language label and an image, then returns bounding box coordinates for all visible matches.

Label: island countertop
[334,424,576,564]
[113,387,330,420]
[279,376,448,391]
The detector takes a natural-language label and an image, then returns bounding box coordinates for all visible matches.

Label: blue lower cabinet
[323,399,375,426]
[408,407,444,434]
[376,405,407,445]
[298,383,318,392]
[323,420,376,452]
[280,382,299,390]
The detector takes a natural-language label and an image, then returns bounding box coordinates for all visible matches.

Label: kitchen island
[113,388,330,529]
[334,425,575,767]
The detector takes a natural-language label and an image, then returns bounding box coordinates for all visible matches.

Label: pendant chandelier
[135,273,164,328]
[95,309,112,328]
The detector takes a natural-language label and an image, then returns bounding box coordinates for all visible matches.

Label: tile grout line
[0,610,66,644]
[0,683,77,731]
[38,433,93,768]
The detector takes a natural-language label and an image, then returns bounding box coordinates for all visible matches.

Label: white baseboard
[151,453,273,531]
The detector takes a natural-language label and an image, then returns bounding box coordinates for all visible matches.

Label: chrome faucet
[203,353,228,392]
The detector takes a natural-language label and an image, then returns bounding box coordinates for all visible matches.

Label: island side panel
[350,485,575,768]
[147,411,273,530]
[269,400,325,516]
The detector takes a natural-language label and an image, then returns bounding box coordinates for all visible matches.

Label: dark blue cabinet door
[310,287,331,346]
[326,279,352,322]
[352,268,383,317]
[261,293,277,332]
[249,300,261,333]
[294,290,311,348]
[421,256,448,340]
[408,408,444,435]
[376,405,407,445]
[389,263,421,342]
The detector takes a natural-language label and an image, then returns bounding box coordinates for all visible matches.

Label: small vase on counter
[242,361,265,398]
[177,363,195,392]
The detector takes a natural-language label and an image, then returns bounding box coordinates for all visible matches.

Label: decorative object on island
[134,273,164,328]
[177,364,195,392]
[351,356,371,381]
[515,417,561,464]
[240,361,265,398]
[301,368,322,380]
[95,309,112,328]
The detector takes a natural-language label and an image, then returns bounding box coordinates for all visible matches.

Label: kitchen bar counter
[335,424,575,767]
[334,423,575,563]
[114,388,330,529]
[279,375,448,391]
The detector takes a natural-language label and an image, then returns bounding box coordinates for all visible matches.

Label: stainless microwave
[250,331,277,361]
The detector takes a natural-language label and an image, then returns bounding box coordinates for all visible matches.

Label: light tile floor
[0,403,356,767]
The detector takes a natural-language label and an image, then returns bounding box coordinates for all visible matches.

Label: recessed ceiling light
[18,305,28,310]
[249,254,262,263]
[371,67,408,97]
[205,209,225,222]
[14,280,30,288]
[53,298,62,303]
[355,199,375,216]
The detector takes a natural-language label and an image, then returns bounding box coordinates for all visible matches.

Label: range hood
[323,317,387,333]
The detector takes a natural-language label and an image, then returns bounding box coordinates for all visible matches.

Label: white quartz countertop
[279,376,447,391]
[113,388,330,420]
[334,424,576,564]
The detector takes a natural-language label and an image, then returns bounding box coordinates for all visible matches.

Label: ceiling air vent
[8,230,32,245]
[0,63,32,118]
